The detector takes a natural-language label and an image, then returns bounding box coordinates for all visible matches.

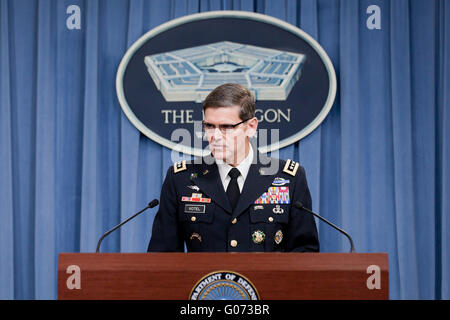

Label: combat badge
[272,177,290,186]
[252,230,266,244]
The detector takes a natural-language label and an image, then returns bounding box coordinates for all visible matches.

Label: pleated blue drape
[0,0,448,300]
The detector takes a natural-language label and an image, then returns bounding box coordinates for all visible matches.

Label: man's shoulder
[259,154,305,178]
[170,159,195,174]
[168,155,305,178]
[168,157,213,177]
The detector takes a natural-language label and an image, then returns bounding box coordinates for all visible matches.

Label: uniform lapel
[231,153,275,219]
[193,156,233,214]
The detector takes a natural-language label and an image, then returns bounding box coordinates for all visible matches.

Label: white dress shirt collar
[216,143,254,192]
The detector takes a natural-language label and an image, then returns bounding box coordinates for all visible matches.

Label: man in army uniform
[148,83,319,252]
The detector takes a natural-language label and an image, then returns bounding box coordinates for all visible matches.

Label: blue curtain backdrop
[0,0,448,300]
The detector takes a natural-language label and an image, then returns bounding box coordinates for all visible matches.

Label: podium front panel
[58,253,388,300]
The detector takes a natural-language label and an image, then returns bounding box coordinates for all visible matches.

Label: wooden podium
[58,253,388,300]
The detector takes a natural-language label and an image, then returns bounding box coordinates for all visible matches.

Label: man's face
[204,105,257,165]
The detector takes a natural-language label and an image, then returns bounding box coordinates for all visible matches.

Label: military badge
[190,232,202,242]
[272,205,284,214]
[187,185,200,191]
[254,186,290,204]
[190,172,198,180]
[272,177,290,186]
[274,230,283,245]
[253,205,264,210]
[252,230,265,244]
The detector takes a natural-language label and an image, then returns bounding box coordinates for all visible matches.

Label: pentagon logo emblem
[145,41,305,103]
[116,11,336,156]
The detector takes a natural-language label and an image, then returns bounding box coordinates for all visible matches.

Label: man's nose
[212,127,223,140]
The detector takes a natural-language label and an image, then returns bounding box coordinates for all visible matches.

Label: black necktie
[226,168,241,211]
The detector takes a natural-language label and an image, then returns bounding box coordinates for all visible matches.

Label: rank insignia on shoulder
[283,159,299,176]
[173,160,187,173]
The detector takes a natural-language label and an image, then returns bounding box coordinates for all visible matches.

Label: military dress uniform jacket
[147,152,319,252]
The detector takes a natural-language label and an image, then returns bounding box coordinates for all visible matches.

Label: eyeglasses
[202,118,251,135]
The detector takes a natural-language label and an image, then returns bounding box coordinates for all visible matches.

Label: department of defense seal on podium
[189,271,259,300]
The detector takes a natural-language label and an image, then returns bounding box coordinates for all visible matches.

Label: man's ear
[245,117,258,138]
